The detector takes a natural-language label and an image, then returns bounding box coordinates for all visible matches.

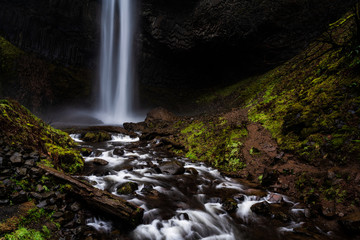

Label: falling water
[96,0,139,124]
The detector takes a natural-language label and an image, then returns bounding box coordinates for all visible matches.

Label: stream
[70,132,332,240]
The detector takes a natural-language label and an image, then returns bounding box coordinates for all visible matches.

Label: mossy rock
[116,182,138,195]
[81,131,111,143]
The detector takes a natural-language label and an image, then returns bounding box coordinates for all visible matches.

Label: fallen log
[38,164,143,228]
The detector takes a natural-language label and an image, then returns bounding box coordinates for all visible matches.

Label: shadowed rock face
[0,0,356,110]
[139,0,357,87]
[0,0,100,67]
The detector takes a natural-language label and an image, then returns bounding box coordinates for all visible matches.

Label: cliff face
[0,0,100,67]
[139,0,357,87]
[0,0,357,111]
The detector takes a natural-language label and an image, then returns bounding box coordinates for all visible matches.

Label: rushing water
[97,0,138,124]
[69,133,331,240]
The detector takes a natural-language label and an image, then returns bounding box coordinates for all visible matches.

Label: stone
[92,158,109,166]
[222,198,238,213]
[36,184,45,192]
[159,160,185,175]
[233,194,246,203]
[251,202,271,216]
[267,193,283,203]
[117,182,138,195]
[24,159,35,167]
[70,202,81,212]
[11,190,27,204]
[52,212,64,218]
[30,192,43,200]
[185,167,198,175]
[113,148,125,156]
[10,152,22,165]
[16,167,27,176]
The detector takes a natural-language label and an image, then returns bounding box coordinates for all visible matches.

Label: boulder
[117,182,139,195]
[113,148,125,156]
[92,158,109,166]
[222,198,238,213]
[159,160,185,175]
[81,131,111,143]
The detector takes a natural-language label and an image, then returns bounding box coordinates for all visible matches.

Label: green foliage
[179,119,247,171]
[3,227,44,240]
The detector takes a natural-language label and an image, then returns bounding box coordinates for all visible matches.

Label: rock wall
[0,0,100,67]
[139,0,357,87]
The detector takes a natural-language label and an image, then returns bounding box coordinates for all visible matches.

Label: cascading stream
[69,133,327,240]
[97,0,139,124]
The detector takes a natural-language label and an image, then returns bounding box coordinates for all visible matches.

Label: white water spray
[97,0,140,124]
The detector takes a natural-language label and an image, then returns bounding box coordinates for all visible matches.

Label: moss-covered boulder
[81,131,111,143]
[0,99,84,174]
[116,182,138,195]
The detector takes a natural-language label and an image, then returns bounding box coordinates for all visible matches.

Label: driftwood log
[38,165,144,228]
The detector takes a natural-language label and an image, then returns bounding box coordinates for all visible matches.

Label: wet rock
[159,160,185,175]
[185,167,198,175]
[113,148,125,156]
[80,148,92,157]
[11,190,27,204]
[251,202,271,216]
[82,131,111,143]
[242,189,267,198]
[233,194,246,203]
[92,158,109,166]
[71,202,81,212]
[267,193,283,203]
[117,182,138,195]
[140,185,160,199]
[10,152,22,165]
[339,212,360,234]
[222,198,238,213]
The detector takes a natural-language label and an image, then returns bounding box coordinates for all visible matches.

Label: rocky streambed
[0,122,356,240]
[65,131,340,240]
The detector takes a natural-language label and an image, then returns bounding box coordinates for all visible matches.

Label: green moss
[0,99,84,173]
[45,144,84,174]
[3,227,44,240]
[82,131,111,143]
[2,208,57,240]
[178,119,248,172]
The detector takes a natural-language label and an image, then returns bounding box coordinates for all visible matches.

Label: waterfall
[96,0,139,124]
